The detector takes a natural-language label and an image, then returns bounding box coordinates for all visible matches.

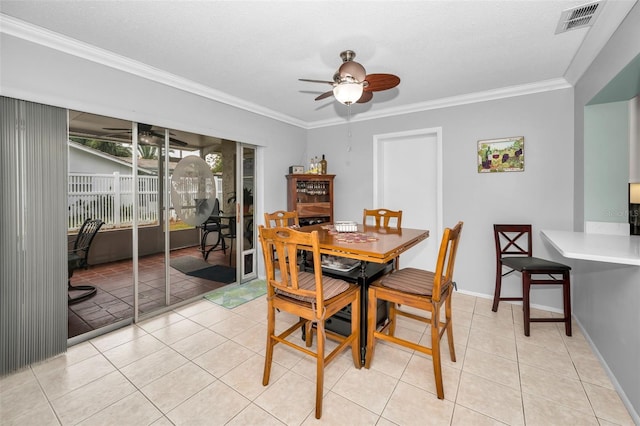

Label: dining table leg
[358,260,368,366]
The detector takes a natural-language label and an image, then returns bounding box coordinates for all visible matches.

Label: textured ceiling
[1,1,637,128]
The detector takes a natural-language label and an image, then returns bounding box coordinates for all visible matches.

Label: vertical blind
[1,96,68,375]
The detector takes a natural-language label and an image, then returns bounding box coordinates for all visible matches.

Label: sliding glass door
[67,110,258,337]
[67,112,136,339]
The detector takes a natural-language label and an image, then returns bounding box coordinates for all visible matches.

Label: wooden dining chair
[258,225,361,419]
[363,208,402,228]
[264,210,300,268]
[264,210,300,228]
[493,224,572,336]
[365,221,463,400]
[363,208,403,269]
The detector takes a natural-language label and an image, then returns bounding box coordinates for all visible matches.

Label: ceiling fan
[299,50,400,105]
[102,123,188,147]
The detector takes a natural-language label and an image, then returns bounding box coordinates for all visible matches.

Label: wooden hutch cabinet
[286,174,335,226]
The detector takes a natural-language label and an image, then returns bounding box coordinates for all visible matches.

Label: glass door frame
[235,143,258,282]
[132,123,140,322]
[134,125,173,322]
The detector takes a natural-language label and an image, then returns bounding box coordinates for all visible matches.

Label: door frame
[372,127,443,265]
[235,143,258,282]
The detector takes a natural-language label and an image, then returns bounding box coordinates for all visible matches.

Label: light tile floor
[1,292,635,425]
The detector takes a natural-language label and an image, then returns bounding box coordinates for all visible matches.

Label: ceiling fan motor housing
[300,49,400,104]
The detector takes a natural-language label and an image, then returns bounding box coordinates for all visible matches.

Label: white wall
[309,89,575,310]
[573,2,640,419]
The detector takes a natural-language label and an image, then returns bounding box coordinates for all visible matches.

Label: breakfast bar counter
[541,229,640,266]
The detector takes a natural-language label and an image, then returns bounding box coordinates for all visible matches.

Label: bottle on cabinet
[319,155,327,174]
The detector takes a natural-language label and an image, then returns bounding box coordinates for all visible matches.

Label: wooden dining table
[298,223,429,364]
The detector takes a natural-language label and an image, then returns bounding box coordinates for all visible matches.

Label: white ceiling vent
[555,1,604,34]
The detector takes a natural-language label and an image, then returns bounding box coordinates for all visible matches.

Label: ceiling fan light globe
[333,82,364,105]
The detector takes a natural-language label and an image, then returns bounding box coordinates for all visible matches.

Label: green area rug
[204,279,267,309]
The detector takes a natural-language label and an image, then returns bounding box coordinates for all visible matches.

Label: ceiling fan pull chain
[346,105,353,152]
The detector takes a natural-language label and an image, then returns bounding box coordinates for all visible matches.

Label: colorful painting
[477,136,524,173]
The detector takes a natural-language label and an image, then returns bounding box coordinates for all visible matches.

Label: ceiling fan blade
[357,91,373,103]
[338,61,366,82]
[99,131,132,138]
[364,73,401,92]
[169,137,188,147]
[148,130,188,146]
[315,91,334,101]
[104,124,155,133]
[299,78,334,85]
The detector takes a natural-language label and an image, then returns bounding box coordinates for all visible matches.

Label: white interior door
[373,128,442,270]
[236,144,257,282]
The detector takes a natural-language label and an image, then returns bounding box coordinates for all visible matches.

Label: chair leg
[262,303,276,386]
[431,302,444,399]
[388,301,397,336]
[305,321,313,347]
[563,272,572,336]
[365,287,378,369]
[445,290,456,362]
[68,275,97,305]
[523,273,531,337]
[492,261,503,312]
[315,321,325,419]
[200,230,208,259]
[351,292,361,369]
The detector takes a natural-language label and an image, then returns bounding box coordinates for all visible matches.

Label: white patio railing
[68,173,223,231]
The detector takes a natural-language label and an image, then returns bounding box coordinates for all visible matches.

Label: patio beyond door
[67,110,257,338]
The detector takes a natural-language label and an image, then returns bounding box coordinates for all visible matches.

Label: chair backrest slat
[494,224,533,258]
[259,225,324,304]
[264,210,300,228]
[363,208,402,228]
[432,221,464,302]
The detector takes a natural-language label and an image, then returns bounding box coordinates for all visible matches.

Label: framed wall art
[477,136,524,173]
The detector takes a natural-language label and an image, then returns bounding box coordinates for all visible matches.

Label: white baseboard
[574,317,640,424]
[454,288,565,314]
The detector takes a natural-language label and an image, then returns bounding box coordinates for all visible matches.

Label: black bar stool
[493,224,572,336]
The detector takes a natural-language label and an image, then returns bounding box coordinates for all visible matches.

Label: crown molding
[305,78,573,129]
[2,13,573,131]
[0,14,308,129]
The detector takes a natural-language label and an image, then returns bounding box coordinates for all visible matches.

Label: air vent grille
[555,1,604,34]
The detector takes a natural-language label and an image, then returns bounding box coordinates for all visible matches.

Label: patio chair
[68,218,104,304]
[199,198,229,260]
